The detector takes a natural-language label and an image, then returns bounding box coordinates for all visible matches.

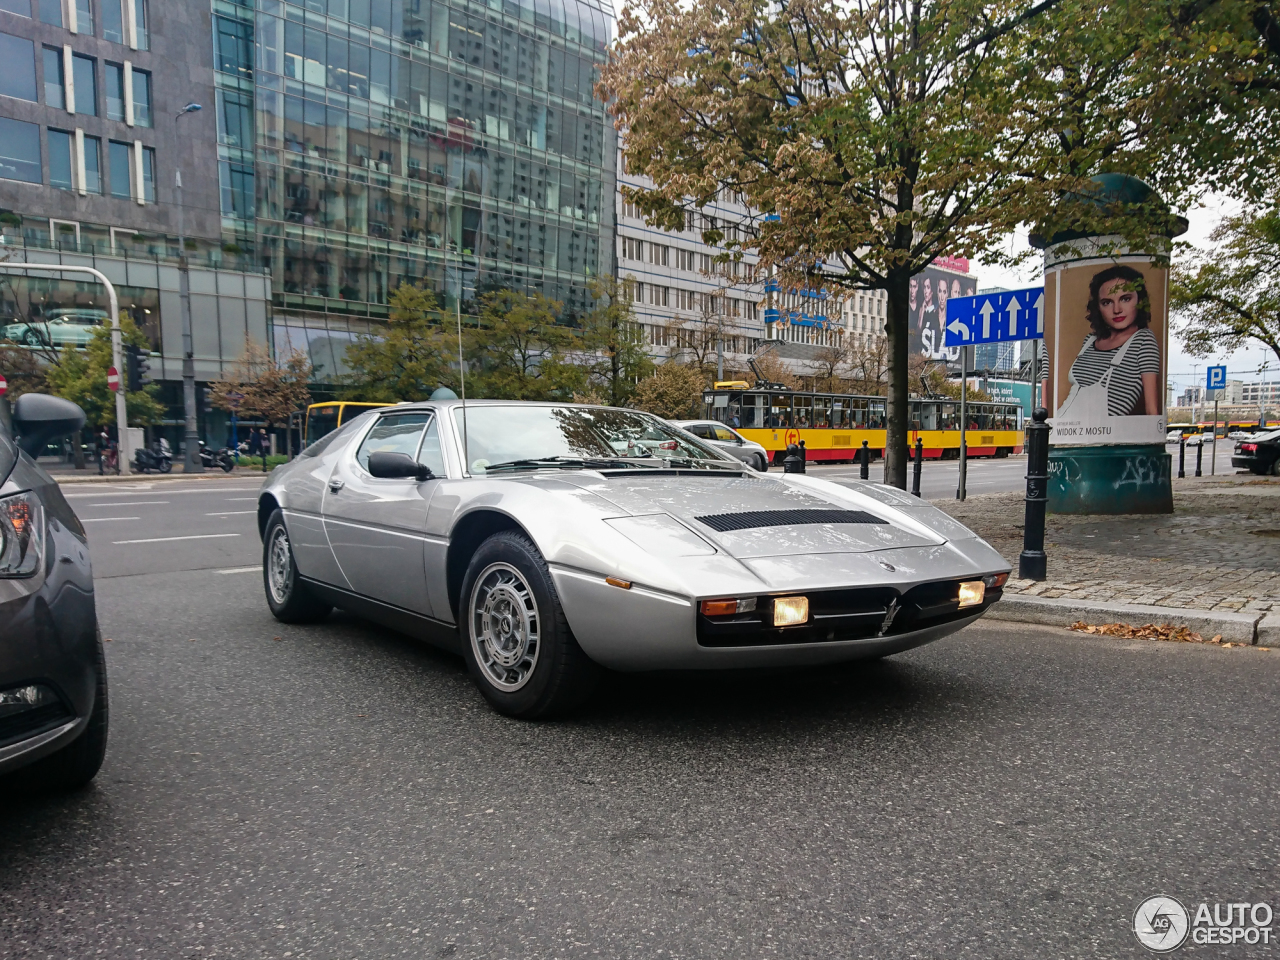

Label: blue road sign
[944,286,1045,346]
[1206,365,1227,390]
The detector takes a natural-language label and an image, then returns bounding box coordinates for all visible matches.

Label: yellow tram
[702,385,1024,464]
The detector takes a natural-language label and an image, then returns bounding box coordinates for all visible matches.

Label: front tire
[756,454,769,472]
[263,508,332,623]
[12,626,109,792]
[459,531,600,719]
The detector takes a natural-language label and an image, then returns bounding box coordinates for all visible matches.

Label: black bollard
[1178,437,1185,479]
[783,443,805,474]
[798,439,807,472]
[860,440,869,480]
[1195,441,1203,477]
[912,437,923,497]
[1019,408,1050,581]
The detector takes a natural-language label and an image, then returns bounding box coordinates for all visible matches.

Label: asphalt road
[2,474,1277,958]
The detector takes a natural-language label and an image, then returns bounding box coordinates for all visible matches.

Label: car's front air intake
[694,508,886,533]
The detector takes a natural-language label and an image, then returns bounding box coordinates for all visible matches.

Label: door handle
[328,478,345,492]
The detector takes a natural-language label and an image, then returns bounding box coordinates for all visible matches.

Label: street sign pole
[1212,397,1219,475]
[1205,366,1227,477]
[957,345,968,501]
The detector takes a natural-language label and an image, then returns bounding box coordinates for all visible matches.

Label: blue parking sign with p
[1206,366,1227,390]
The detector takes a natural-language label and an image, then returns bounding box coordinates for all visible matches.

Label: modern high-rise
[215,0,616,374]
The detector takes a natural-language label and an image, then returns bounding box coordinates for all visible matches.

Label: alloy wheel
[469,562,540,692]
[267,526,292,604]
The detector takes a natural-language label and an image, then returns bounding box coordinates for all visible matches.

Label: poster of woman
[1044,260,1168,445]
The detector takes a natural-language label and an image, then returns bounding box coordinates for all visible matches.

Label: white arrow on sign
[1005,295,1020,337]
[978,300,994,339]
[947,318,970,341]
[1034,292,1044,333]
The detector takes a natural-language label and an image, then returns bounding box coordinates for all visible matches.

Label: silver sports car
[257,401,1010,718]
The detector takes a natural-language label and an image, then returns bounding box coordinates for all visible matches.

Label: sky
[969,194,1277,406]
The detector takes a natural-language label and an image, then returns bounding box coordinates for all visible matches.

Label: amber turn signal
[700,597,758,616]
[957,581,986,608]
[985,572,1009,589]
[605,577,632,589]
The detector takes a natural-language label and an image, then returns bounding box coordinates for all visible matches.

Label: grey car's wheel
[11,626,109,793]
[755,454,768,472]
[460,531,600,719]
[263,508,332,623]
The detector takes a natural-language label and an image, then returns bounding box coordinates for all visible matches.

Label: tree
[602,0,1280,486]
[469,290,586,400]
[632,362,707,419]
[44,315,164,427]
[209,340,313,431]
[578,277,653,406]
[809,341,853,393]
[1172,206,1280,364]
[343,282,456,401]
[909,353,992,402]
[846,336,890,397]
[0,342,45,400]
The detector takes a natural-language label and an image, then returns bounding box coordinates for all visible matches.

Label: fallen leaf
[1210,635,1223,643]
[189,638,196,642]
[104,638,113,642]
[273,636,281,641]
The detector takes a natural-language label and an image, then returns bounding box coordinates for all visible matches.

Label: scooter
[198,441,237,473]
[133,444,172,474]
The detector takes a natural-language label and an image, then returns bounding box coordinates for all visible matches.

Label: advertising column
[1035,179,1182,513]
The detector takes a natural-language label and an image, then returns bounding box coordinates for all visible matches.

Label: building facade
[218,0,616,375]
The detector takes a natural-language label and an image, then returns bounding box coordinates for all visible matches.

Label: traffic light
[124,345,152,391]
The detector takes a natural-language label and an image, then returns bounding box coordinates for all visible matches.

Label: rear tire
[459,531,600,719]
[1271,458,1280,477]
[263,508,332,623]
[12,627,109,792]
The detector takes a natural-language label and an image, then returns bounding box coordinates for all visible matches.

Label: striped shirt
[1068,328,1161,416]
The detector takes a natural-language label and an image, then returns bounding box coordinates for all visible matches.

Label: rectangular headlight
[773,596,809,626]
[957,581,986,608]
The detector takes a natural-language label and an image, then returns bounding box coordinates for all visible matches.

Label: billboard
[984,378,1034,415]
[1043,259,1168,445]
[910,266,978,363]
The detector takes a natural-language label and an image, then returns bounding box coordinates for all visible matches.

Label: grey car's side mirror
[367,450,433,481]
[12,393,86,458]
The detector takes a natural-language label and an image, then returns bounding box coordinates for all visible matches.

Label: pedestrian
[96,427,109,475]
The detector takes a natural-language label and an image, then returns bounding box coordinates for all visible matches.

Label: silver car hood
[542,471,946,559]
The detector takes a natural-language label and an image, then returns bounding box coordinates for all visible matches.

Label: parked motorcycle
[198,441,237,473]
[133,444,172,474]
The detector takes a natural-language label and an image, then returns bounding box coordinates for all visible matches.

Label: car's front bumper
[551,547,1003,671]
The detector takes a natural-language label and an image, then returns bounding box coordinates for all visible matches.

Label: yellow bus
[701,386,1024,464]
[303,401,393,446]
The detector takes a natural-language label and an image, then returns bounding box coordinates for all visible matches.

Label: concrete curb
[987,594,1265,645]
[51,470,270,484]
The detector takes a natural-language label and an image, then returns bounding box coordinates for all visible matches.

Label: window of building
[48,128,73,188]
[42,45,63,107]
[131,66,150,125]
[83,133,102,193]
[108,138,130,197]
[132,0,148,50]
[75,0,91,34]
[216,89,253,147]
[140,143,154,201]
[215,16,253,79]
[0,116,40,182]
[104,61,124,119]
[102,0,124,43]
[72,53,96,115]
[0,31,36,101]
[37,0,60,26]
[0,0,30,18]
[220,159,254,219]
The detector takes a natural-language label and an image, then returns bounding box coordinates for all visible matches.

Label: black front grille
[696,581,1001,647]
[0,702,73,748]
[695,509,886,533]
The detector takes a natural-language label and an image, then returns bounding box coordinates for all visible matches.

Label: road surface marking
[82,517,140,522]
[84,501,169,507]
[112,533,242,544]
[218,566,260,574]
[66,488,259,498]
[206,510,256,515]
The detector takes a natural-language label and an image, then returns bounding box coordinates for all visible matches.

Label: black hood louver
[694,508,887,533]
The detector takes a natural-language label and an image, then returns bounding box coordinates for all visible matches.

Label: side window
[685,424,710,439]
[355,413,431,471]
[713,426,738,443]
[417,418,445,477]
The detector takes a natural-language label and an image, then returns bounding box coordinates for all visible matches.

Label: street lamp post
[175,102,203,473]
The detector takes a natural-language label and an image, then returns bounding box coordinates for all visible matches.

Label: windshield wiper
[657,456,742,470]
[483,456,652,472]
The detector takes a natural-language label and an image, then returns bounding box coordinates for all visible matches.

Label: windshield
[452,405,734,474]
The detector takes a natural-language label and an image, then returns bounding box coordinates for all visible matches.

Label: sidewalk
[937,474,1280,644]
[39,461,272,483]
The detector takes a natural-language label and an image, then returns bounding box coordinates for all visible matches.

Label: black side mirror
[367,450,433,480]
[12,393,86,458]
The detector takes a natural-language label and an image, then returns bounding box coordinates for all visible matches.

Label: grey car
[256,401,1009,719]
[674,419,770,471]
[0,394,106,791]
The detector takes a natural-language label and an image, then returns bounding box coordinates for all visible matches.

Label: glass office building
[213,0,615,369]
